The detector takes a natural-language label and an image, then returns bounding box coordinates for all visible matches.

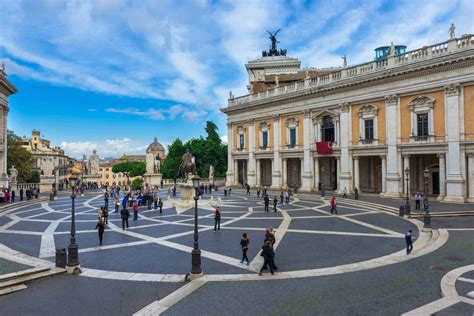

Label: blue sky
[1,0,472,158]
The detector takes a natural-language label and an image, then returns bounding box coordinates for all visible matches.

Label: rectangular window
[239,134,244,149]
[364,119,374,140]
[417,113,428,137]
[262,131,268,148]
[290,128,297,146]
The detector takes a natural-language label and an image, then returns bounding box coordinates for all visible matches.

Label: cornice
[0,75,18,96]
[222,49,474,115]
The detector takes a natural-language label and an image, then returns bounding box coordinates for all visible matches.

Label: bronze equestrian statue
[176,150,197,182]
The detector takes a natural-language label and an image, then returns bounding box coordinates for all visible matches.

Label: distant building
[20,130,73,190]
[98,138,166,187]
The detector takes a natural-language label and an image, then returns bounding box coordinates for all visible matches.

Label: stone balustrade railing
[161,177,226,186]
[228,34,473,107]
[11,183,40,190]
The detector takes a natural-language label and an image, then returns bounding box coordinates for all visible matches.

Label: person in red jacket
[330,195,338,215]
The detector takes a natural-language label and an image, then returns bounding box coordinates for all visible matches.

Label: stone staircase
[0,266,66,295]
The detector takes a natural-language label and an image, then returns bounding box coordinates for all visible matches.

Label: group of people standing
[238,227,279,276]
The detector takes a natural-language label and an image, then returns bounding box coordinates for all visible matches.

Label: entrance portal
[287,158,301,188]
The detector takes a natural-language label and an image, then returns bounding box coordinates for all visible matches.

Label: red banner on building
[316,141,333,154]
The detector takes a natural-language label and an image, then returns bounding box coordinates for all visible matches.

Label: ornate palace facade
[0,63,17,188]
[222,30,474,203]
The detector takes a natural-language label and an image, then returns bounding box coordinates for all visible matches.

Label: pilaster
[384,94,402,197]
[225,122,234,186]
[338,102,352,192]
[301,110,312,191]
[247,119,256,186]
[272,115,282,188]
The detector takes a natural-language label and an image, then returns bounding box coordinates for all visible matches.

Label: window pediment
[312,110,338,122]
[358,104,378,119]
[237,125,246,134]
[408,95,435,112]
[286,117,299,128]
[259,121,270,131]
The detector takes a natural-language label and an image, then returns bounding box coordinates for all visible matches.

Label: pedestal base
[66,265,81,274]
[185,272,204,281]
[39,176,55,193]
[143,173,163,186]
[82,175,101,184]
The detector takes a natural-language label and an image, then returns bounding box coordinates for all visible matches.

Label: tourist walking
[95,217,105,246]
[122,195,128,210]
[214,207,221,232]
[273,196,278,212]
[158,198,163,214]
[115,197,120,213]
[415,192,421,210]
[240,232,250,265]
[120,207,130,230]
[263,186,267,197]
[246,184,250,195]
[104,192,109,209]
[154,194,158,210]
[264,195,270,212]
[405,229,413,254]
[20,188,24,201]
[11,190,15,202]
[354,187,359,200]
[259,240,275,276]
[224,187,227,197]
[132,200,139,220]
[321,183,325,198]
[257,186,261,198]
[103,206,109,224]
[285,190,290,204]
[228,187,231,196]
[330,195,338,214]
[343,187,347,198]
[280,191,284,205]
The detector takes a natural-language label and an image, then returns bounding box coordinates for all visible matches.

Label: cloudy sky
[1,0,472,158]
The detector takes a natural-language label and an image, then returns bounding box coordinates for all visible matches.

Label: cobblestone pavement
[0,190,472,315]
[0,257,34,276]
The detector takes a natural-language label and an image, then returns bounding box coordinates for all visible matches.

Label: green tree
[161,121,227,180]
[161,139,186,179]
[29,170,40,183]
[7,130,33,182]
[112,161,146,184]
[131,178,144,190]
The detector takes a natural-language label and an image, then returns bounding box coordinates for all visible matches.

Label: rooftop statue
[262,29,287,57]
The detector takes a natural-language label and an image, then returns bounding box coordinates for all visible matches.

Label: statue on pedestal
[177,150,197,182]
[42,158,54,176]
[449,23,456,39]
[88,149,100,175]
[209,165,214,179]
[9,166,18,183]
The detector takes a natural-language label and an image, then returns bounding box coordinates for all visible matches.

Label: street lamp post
[66,183,81,274]
[404,167,411,216]
[423,168,431,231]
[188,175,203,280]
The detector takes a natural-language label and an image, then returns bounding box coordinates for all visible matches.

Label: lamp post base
[185,271,204,281]
[66,264,81,275]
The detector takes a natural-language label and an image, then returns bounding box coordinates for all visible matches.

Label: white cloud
[105,108,166,120]
[60,138,158,159]
[220,135,228,144]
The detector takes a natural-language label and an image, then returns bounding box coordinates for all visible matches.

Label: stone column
[467,154,474,202]
[338,102,352,192]
[272,115,282,188]
[353,156,360,191]
[336,156,341,191]
[256,159,261,187]
[314,157,320,191]
[282,158,288,188]
[225,123,234,186]
[380,155,386,194]
[437,153,446,200]
[247,120,256,187]
[403,155,411,195]
[301,110,312,191]
[384,95,402,197]
[444,84,465,202]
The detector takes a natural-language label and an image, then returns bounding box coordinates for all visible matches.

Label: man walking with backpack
[214,207,221,232]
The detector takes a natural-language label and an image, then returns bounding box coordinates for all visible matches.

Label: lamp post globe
[423,168,431,231]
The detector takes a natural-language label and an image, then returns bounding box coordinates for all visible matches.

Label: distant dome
[146,137,165,154]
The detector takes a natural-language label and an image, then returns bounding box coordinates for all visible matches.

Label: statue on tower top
[262,29,287,57]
